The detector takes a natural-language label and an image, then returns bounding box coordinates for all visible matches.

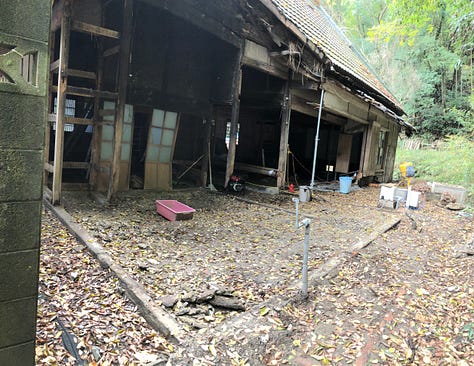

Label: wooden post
[107,0,133,201]
[200,110,213,187]
[277,71,292,188]
[52,0,72,205]
[44,30,56,186]
[224,45,243,188]
[89,37,104,190]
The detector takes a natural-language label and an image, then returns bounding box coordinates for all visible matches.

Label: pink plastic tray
[155,200,195,221]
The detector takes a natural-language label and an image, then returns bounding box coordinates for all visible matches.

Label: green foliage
[396,135,474,203]
[322,0,474,139]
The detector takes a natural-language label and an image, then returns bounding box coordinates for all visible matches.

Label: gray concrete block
[0,33,50,97]
[0,201,41,254]
[0,298,37,348]
[0,250,39,301]
[0,341,35,366]
[0,0,51,42]
[0,150,43,202]
[0,93,45,150]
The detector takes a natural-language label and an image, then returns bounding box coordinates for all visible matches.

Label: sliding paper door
[144,109,179,190]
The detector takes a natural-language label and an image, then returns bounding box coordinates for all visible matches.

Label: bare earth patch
[61,189,394,324]
[38,187,474,365]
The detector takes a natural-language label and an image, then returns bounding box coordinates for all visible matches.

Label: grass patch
[395,135,474,205]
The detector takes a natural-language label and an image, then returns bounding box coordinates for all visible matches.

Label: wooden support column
[107,0,133,201]
[224,45,244,188]
[90,38,104,189]
[52,0,72,205]
[277,72,292,188]
[44,29,56,186]
[200,110,213,187]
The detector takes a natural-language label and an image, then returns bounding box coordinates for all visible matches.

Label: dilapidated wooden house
[45,0,411,204]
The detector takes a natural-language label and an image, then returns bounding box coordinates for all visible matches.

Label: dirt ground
[38,186,474,365]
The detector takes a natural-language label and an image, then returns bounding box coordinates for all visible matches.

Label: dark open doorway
[130,111,151,188]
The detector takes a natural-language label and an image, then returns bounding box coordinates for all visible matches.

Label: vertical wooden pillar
[107,0,134,201]
[52,0,72,205]
[200,110,213,187]
[44,30,56,186]
[224,45,244,188]
[90,37,104,190]
[277,72,292,188]
[359,124,368,175]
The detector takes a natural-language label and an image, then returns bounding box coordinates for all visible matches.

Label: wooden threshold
[71,20,120,39]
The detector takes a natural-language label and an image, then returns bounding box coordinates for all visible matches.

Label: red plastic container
[155,200,195,221]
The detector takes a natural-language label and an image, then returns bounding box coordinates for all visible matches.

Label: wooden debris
[405,211,418,230]
[209,295,245,311]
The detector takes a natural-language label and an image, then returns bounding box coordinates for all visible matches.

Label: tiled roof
[267,0,403,114]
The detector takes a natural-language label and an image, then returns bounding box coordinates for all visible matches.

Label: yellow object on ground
[399,162,414,187]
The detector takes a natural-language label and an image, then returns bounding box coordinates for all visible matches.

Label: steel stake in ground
[293,198,311,298]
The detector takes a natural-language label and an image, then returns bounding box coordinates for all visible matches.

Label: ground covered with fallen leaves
[38,187,474,365]
[62,188,394,327]
[37,210,173,366]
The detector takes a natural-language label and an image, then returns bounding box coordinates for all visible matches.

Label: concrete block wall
[0,1,50,364]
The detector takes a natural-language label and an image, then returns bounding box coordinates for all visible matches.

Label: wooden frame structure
[46,0,129,204]
[45,0,409,205]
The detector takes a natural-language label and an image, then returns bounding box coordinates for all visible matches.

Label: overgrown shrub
[396,135,474,204]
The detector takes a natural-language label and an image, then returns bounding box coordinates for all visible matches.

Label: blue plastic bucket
[339,176,352,194]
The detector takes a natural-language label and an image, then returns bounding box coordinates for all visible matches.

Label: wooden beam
[49,113,93,125]
[107,0,133,201]
[224,45,244,188]
[52,0,72,205]
[50,59,60,72]
[66,116,93,125]
[234,162,279,177]
[242,55,287,80]
[71,20,120,39]
[277,72,292,188]
[63,161,90,169]
[51,85,118,99]
[103,45,120,58]
[67,86,118,99]
[140,0,241,47]
[52,68,98,85]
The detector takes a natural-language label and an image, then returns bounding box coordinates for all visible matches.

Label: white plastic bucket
[299,186,311,202]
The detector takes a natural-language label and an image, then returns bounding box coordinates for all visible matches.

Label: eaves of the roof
[260,0,405,117]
